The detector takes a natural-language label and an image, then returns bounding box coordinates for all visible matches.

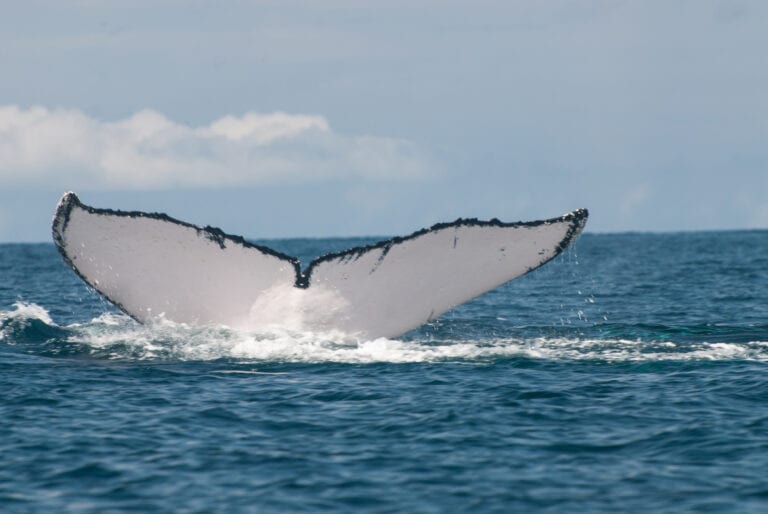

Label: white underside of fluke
[52,193,588,339]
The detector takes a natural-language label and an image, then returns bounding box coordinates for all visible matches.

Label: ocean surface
[2,231,768,513]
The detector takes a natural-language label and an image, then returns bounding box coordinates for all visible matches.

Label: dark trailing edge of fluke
[53,192,588,293]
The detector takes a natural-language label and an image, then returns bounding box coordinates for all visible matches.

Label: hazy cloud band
[0,106,431,190]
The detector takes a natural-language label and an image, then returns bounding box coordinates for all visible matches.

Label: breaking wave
[2,302,768,364]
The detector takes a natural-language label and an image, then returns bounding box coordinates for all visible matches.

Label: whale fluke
[52,192,588,339]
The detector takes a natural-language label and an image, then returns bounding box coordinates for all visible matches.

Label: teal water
[2,232,768,512]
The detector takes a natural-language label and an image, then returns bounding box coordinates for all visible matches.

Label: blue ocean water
[2,231,768,513]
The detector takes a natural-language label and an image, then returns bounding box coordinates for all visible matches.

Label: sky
[0,0,766,242]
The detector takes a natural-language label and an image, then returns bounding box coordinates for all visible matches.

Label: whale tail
[52,192,588,339]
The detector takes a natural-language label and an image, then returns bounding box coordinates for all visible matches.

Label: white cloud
[0,106,432,190]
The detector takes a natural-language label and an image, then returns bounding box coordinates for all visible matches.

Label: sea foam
[2,303,767,364]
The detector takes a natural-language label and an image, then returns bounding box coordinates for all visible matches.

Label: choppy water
[2,232,768,513]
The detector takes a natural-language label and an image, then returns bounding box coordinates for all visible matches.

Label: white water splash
[0,302,54,325]
[0,302,55,342]
[244,283,350,333]
[2,303,768,363]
